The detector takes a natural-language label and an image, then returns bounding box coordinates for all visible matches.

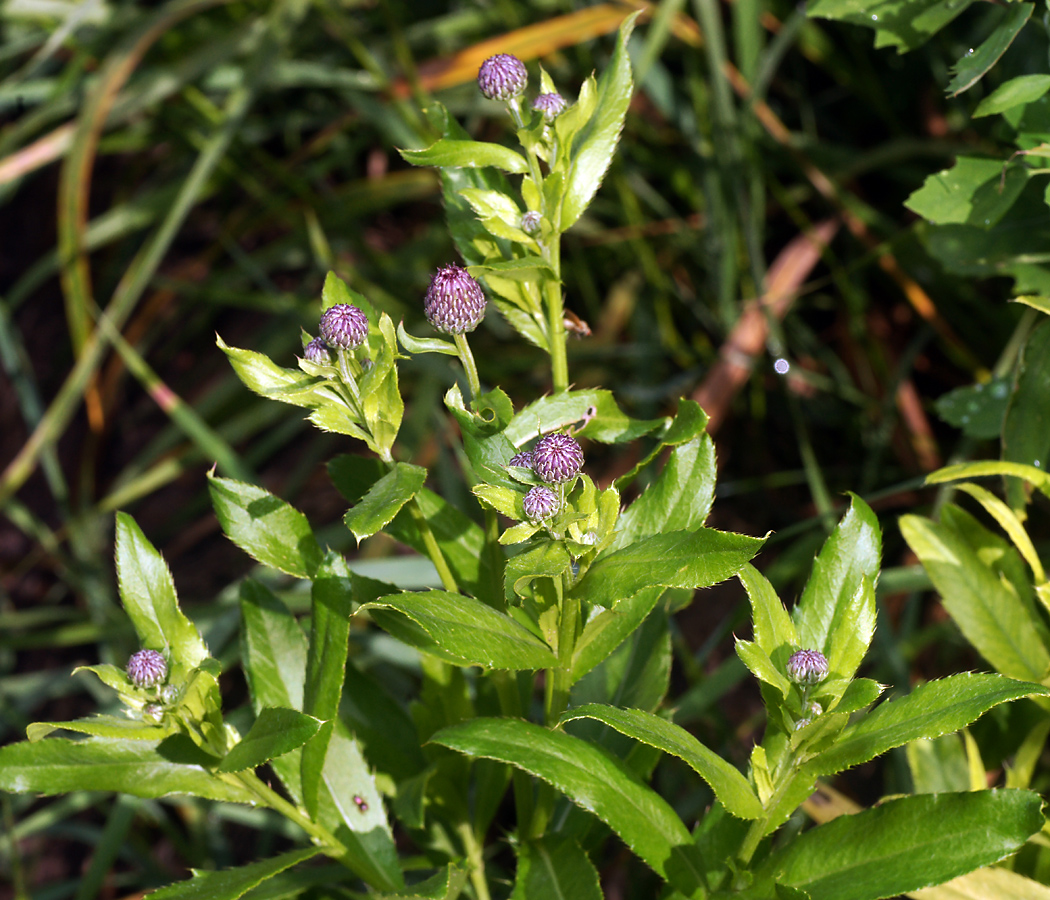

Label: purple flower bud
[786,649,829,686]
[143,704,164,723]
[424,264,487,334]
[320,304,369,350]
[520,211,542,235]
[304,336,331,364]
[532,433,583,484]
[523,485,560,522]
[532,92,566,121]
[127,649,167,688]
[478,54,528,101]
[509,450,534,468]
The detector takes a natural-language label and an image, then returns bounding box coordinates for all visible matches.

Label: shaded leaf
[946,4,1033,97]
[145,848,321,900]
[344,463,427,544]
[217,708,323,773]
[512,837,602,900]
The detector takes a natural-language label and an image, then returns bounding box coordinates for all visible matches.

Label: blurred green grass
[0,0,1036,896]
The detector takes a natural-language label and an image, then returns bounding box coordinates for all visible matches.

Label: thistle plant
[2,15,1048,900]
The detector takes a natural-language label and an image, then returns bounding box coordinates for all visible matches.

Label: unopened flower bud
[532,92,566,121]
[478,54,528,101]
[127,649,167,688]
[304,337,331,364]
[509,450,534,468]
[532,433,583,484]
[320,304,369,350]
[143,704,164,723]
[787,649,829,686]
[424,264,487,334]
[523,485,560,522]
[520,211,542,235]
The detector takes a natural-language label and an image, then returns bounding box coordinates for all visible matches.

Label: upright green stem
[543,240,569,393]
[405,494,459,593]
[455,820,492,900]
[237,771,346,853]
[453,332,482,402]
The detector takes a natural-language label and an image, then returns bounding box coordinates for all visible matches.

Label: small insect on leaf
[563,309,591,338]
[353,794,369,812]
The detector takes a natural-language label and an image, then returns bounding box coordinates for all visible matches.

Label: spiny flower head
[304,336,331,364]
[533,433,583,484]
[523,485,560,522]
[532,92,567,121]
[320,304,369,350]
[786,649,829,686]
[509,450,534,468]
[520,211,542,235]
[127,649,167,688]
[478,54,528,101]
[424,264,487,334]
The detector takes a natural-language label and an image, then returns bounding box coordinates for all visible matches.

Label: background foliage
[4,0,1050,897]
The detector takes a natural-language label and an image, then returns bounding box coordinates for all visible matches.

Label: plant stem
[453,332,482,402]
[237,771,345,853]
[455,820,492,900]
[543,239,569,392]
[405,494,459,593]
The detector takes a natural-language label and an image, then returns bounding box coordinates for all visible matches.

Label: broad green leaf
[737,563,797,665]
[145,848,321,900]
[904,157,1028,228]
[1013,295,1050,316]
[571,528,763,611]
[793,494,880,672]
[216,334,325,410]
[400,139,529,174]
[208,475,323,579]
[833,677,884,714]
[360,591,557,670]
[73,663,132,694]
[807,673,1049,777]
[115,513,207,677]
[613,399,710,491]
[974,74,1050,118]
[1003,319,1050,508]
[432,717,706,896]
[239,580,309,802]
[0,737,253,803]
[571,586,664,682]
[954,483,1045,581]
[561,12,640,230]
[915,867,1050,899]
[511,837,602,900]
[343,463,426,544]
[907,733,970,794]
[27,716,171,743]
[329,455,498,602]
[505,542,573,602]
[749,790,1044,900]
[736,639,793,699]
[217,708,322,774]
[613,434,716,549]
[934,379,1010,440]
[301,553,354,816]
[474,483,525,520]
[468,255,554,280]
[506,388,663,447]
[314,724,402,891]
[321,270,378,320]
[807,0,976,53]
[900,514,1050,682]
[396,322,458,356]
[946,4,1033,97]
[560,704,762,819]
[926,460,1050,499]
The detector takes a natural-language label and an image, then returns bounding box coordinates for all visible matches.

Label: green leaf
[208,474,323,579]
[807,673,1049,777]
[217,708,322,773]
[432,717,706,895]
[613,399,710,491]
[27,716,172,743]
[511,837,602,900]
[1003,319,1050,508]
[946,4,1033,97]
[468,256,554,281]
[561,12,640,230]
[560,704,762,819]
[506,389,663,448]
[807,0,976,53]
[900,513,1050,682]
[0,737,254,803]
[749,790,1044,900]
[954,482,1045,581]
[360,591,557,670]
[738,564,798,668]
[505,542,573,602]
[926,459,1050,500]
[934,378,1011,439]
[115,513,207,677]
[793,494,880,681]
[399,139,528,174]
[907,733,970,794]
[905,157,1028,228]
[239,580,309,802]
[216,334,326,410]
[915,866,1050,899]
[974,74,1050,118]
[321,270,378,320]
[145,848,321,900]
[343,463,427,544]
[396,322,458,356]
[572,587,664,682]
[371,865,469,900]
[736,639,793,699]
[571,528,763,610]
[1013,295,1050,317]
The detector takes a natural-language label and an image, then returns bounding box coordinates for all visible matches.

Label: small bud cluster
[532,92,567,121]
[477,54,528,101]
[509,450,534,468]
[532,433,584,484]
[320,304,369,349]
[126,649,168,688]
[520,211,542,235]
[424,265,487,335]
[523,485,561,522]
[304,336,331,364]
[786,649,829,686]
